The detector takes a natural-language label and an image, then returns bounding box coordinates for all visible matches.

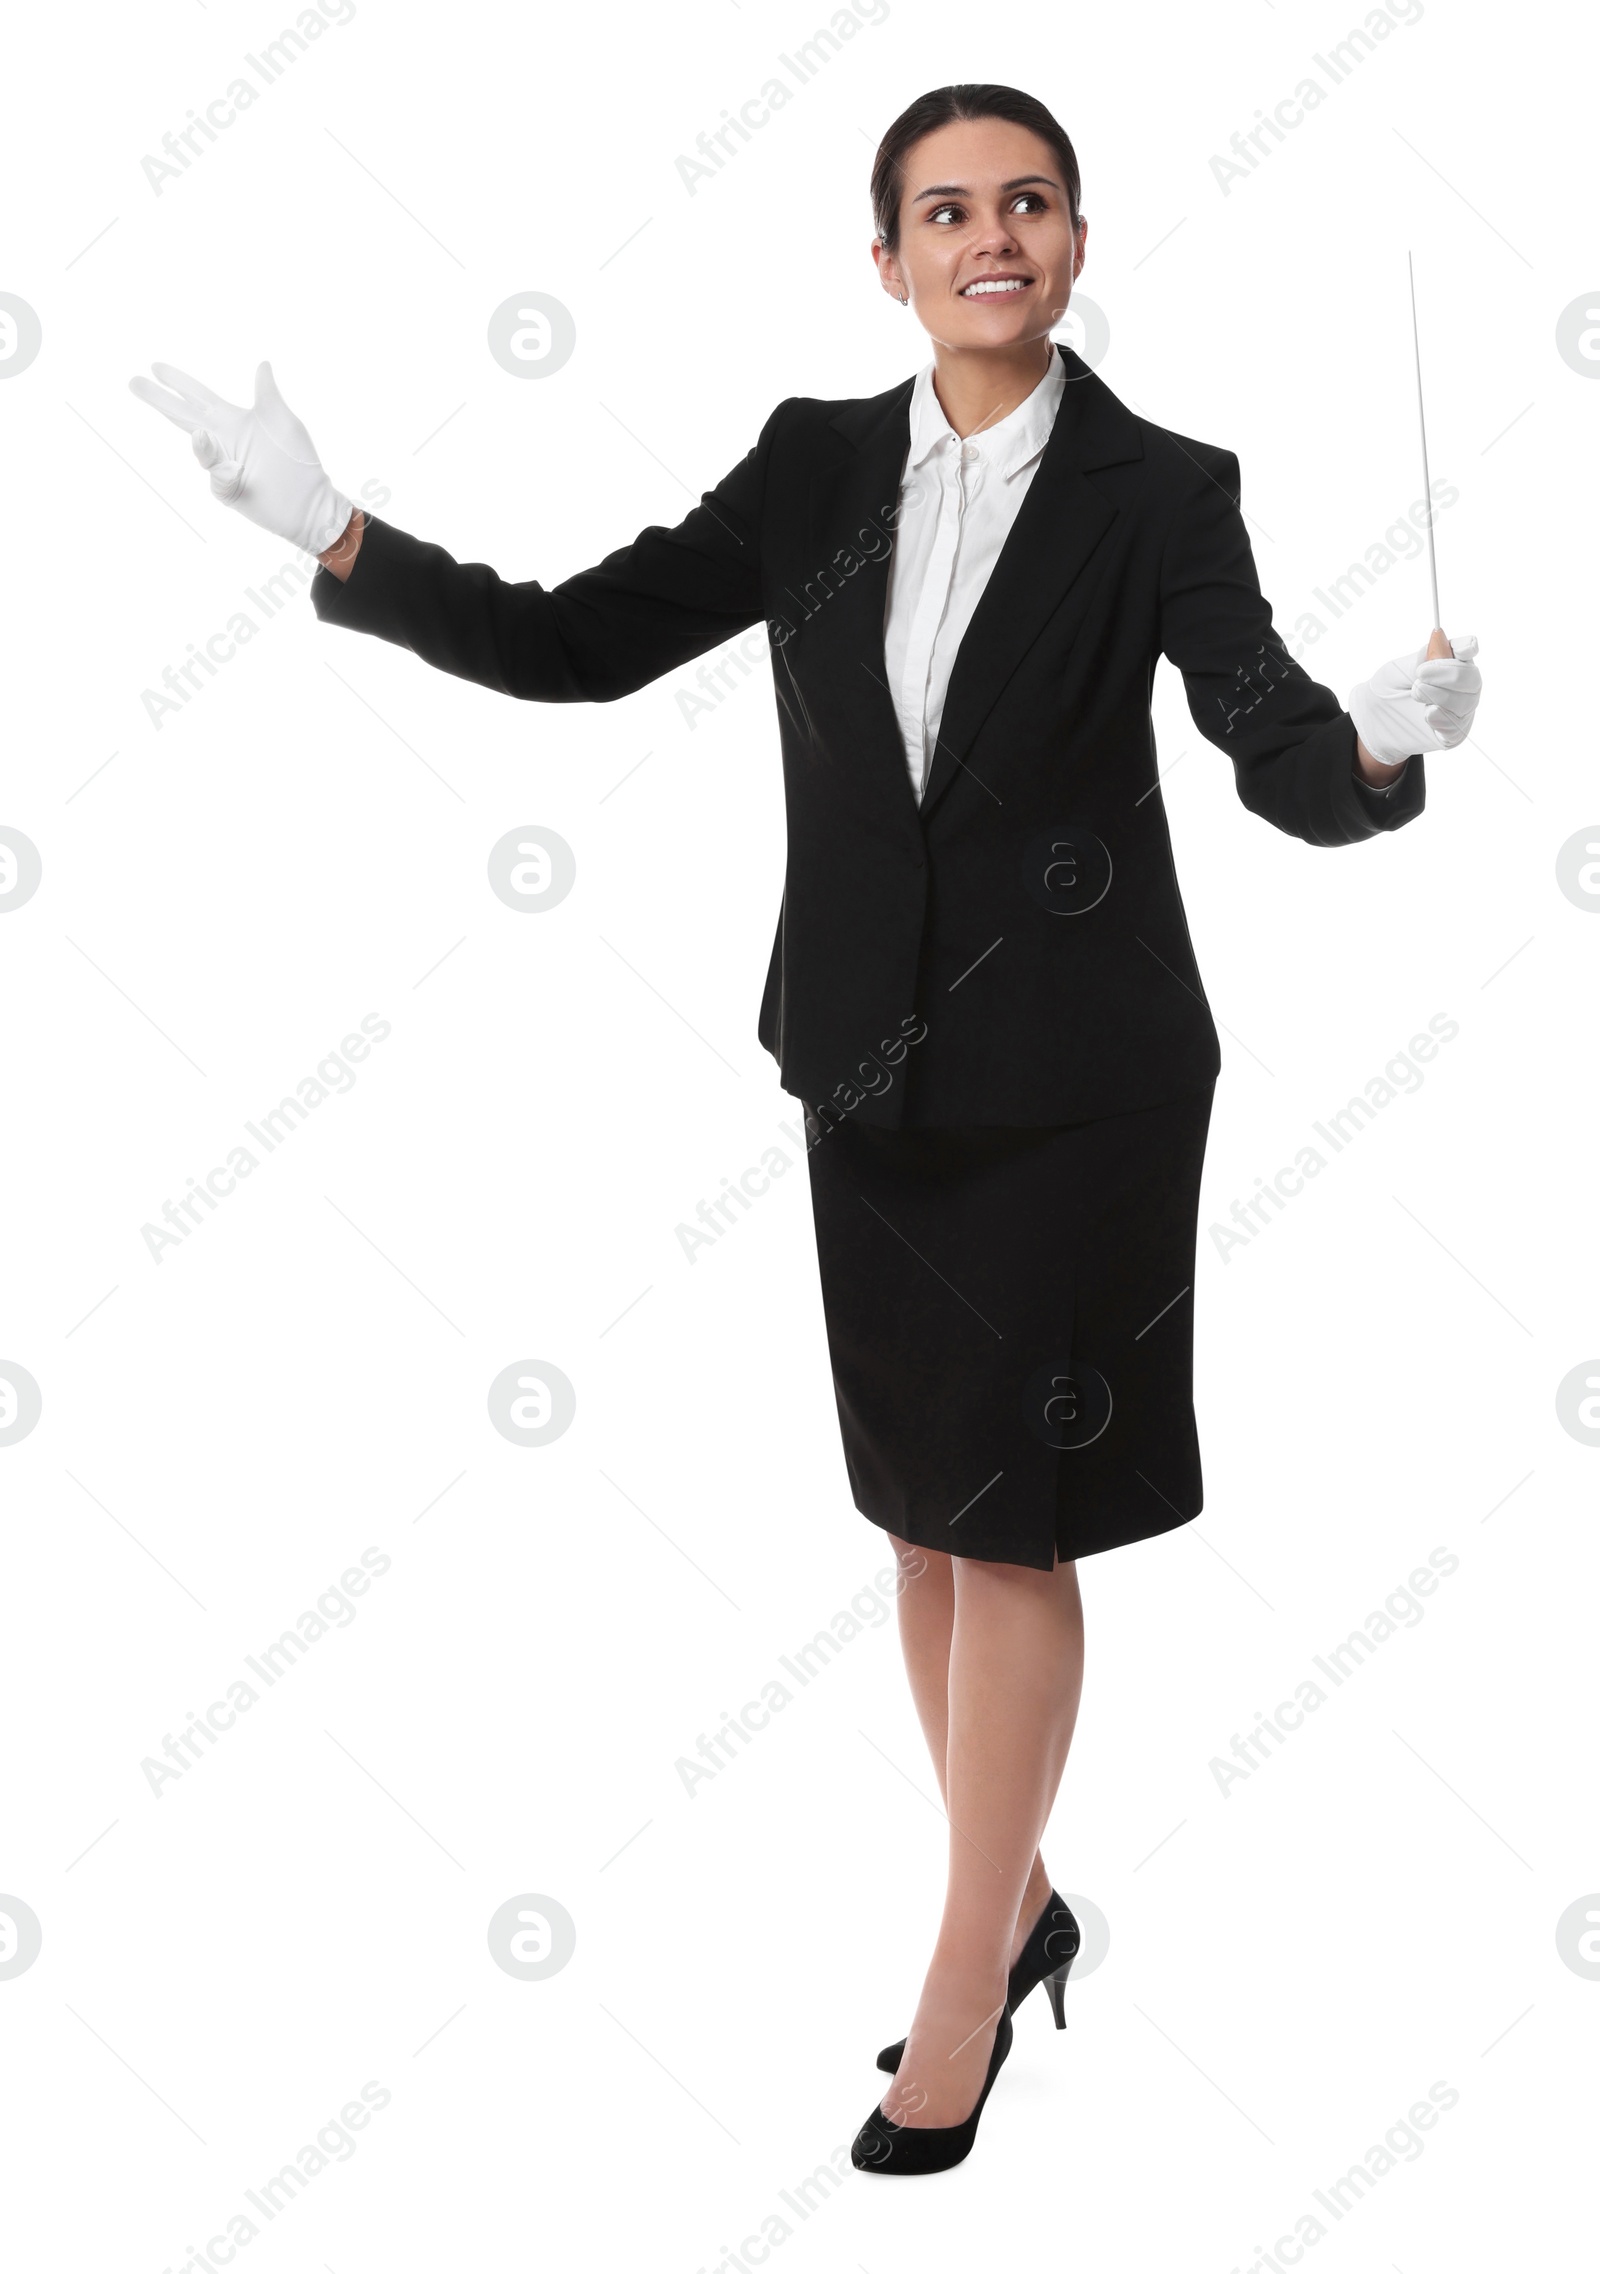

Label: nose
[964,206,1022,260]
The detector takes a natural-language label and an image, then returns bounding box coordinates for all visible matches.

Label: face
[873,116,1085,350]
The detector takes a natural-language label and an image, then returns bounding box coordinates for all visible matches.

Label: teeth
[963,278,1026,296]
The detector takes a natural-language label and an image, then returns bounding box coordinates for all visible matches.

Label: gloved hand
[1347,634,1482,767]
[128,360,355,558]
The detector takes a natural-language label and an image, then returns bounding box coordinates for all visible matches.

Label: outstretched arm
[130,356,791,705]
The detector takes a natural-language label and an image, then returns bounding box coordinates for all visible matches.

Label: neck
[928,336,1055,440]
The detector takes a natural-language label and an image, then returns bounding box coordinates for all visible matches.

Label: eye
[925,190,1051,226]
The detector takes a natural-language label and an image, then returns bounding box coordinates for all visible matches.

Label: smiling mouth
[960,276,1031,298]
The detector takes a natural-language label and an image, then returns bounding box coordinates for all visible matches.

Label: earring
[899,292,908,306]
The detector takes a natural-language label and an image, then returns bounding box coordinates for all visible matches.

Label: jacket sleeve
[309,397,793,701]
[1157,446,1426,846]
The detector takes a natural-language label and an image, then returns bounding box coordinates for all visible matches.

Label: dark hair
[870,84,1082,255]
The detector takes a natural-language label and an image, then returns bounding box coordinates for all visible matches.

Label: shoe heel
[1044,1958,1073,2029]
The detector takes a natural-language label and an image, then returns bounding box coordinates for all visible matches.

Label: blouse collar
[905,344,1067,480]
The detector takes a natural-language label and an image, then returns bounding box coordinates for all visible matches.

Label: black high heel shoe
[875,1889,1078,2073]
[851,2006,1013,2176]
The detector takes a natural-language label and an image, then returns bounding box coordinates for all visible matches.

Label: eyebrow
[912,174,1061,204]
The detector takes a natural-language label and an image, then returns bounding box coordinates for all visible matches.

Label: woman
[131,83,1481,2177]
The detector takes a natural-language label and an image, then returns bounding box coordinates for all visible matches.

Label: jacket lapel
[795,345,1146,829]
[917,346,1143,818]
[793,376,921,828]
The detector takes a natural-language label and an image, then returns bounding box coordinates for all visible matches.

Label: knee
[887,1533,947,1588]
[953,1554,1056,1603]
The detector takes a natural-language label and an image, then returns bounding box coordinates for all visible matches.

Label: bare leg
[888,1534,1054,1967]
[881,1551,1085,2128]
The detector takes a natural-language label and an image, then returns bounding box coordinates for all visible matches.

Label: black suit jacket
[310,342,1424,1128]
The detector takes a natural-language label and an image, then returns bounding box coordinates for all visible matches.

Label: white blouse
[882,349,1067,804]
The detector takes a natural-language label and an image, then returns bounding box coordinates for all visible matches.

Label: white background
[2,0,1595,2265]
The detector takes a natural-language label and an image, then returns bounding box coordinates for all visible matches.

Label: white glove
[128,359,355,558]
[1347,634,1482,768]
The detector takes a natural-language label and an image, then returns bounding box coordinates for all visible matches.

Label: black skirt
[801,1082,1216,1572]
